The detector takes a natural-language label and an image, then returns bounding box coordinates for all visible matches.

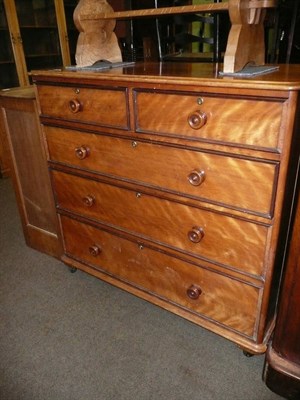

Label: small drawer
[37,84,129,129]
[134,90,284,150]
[45,126,277,217]
[61,215,259,337]
[52,171,269,278]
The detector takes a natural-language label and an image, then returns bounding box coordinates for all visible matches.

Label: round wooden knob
[89,245,101,257]
[187,285,202,300]
[188,170,205,186]
[75,146,90,160]
[187,110,207,129]
[82,195,95,207]
[69,99,82,113]
[188,226,204,243]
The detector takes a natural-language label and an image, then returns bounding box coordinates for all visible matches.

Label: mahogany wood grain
[61,215,259,338]
[32,63,300,91]
[37,85,129,129]
[44,126,277,217]
[32,63,300,355]
[134,90,283,150]
[52,169,269,279]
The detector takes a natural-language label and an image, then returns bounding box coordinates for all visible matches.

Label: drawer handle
[188,226,204,243]
[187,285,202,300]
[75,146,90,160]
[82,195,95,207]
[188,170,205,186]
[69,99,82,113]
[89,244,101,257]
[187,110,207,130]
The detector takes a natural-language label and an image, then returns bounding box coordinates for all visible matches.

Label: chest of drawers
[32,63,300,354]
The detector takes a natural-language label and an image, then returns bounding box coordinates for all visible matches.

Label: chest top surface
[31,62,300,91]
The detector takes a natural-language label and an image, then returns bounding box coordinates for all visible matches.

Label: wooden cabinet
[32,63,300,354]
[0,86,62,257]
[263,180,300,398]
[0,0,78,89]
[0,97,10,177]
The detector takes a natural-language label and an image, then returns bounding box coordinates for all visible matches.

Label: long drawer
[52,170,269,278]
[37,84,129,129]
[134,90,284,150]
[45,126,277,217]
[61,215,259,337]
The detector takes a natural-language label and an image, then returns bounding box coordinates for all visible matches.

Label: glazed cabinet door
[1,0,27,87]
[0,0,76,89]
[13,0,63,72]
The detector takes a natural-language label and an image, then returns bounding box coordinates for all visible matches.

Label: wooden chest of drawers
[32,63,300,354]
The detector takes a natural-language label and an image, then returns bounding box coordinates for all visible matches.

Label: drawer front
[61,215,259,337]
[45,126,277,216]
[52,171,269,277]
[134,91,283,149]
[37,85,129,129]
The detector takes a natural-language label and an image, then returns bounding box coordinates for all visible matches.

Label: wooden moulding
[73,0,277,72]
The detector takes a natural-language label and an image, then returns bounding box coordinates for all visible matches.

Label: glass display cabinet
[0,0,78,89]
